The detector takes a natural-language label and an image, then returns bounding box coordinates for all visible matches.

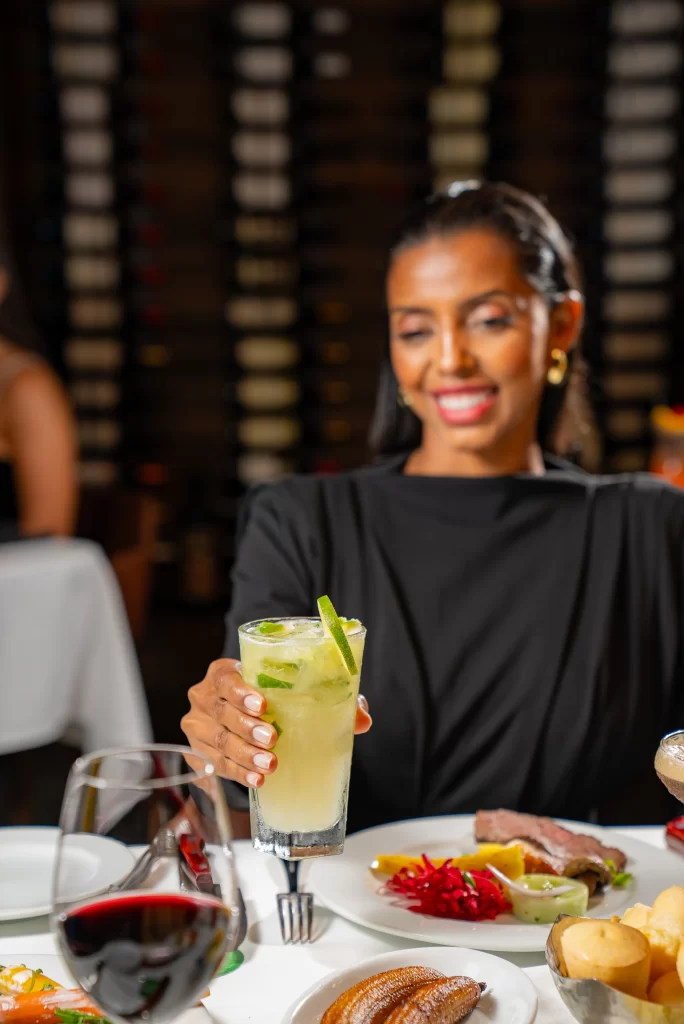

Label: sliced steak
[475,809,626,875]
[504,838,611,888]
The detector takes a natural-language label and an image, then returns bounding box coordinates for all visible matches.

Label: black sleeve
[221,481,317,811]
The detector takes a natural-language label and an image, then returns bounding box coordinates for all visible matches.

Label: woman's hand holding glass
[181,658,372,790]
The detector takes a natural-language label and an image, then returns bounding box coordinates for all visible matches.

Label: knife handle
[179,833,214,891]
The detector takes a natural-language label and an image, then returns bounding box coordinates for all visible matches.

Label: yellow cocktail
[239,611,365,859]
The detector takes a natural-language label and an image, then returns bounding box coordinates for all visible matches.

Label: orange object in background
[650,407,684,488]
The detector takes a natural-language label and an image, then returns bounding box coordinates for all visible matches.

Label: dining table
[0,824,668,1023]
[0,537,152,755]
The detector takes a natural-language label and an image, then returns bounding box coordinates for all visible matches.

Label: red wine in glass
[59,892,231,1023]
[52,746,241,1024]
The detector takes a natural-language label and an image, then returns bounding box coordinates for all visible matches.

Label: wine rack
[49,1,124,488]
[599,0,683,473]
[1,0,683,605]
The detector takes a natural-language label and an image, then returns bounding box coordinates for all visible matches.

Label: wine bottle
[64,338,124,370]
[610,0,682,33]
[603,290,671,323]
[602,210,673,245]
[234,336,300,370]
[603,250,673,285]
[49,1,118,35]
[603,332,669,362]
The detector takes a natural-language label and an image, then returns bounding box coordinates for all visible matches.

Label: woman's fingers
[208,659,266,716]
[185,735,266,790]
[182,661,372,790]
[181,707,279,787]
[181,658,278,788]
[355,694,372,735]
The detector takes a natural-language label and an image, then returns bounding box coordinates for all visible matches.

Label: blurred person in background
[0,246,77,537]
[182,181,684,835]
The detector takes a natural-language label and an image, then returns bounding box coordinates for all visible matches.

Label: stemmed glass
[52,744,241,1024]
[655,730,684,802]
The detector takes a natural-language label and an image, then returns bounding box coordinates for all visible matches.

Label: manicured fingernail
[253,752,273,770]
[244,694,263,713]
[234,661,242,673]
[358,694,369,713]
[252,725,273,745]
[246,772,261,788]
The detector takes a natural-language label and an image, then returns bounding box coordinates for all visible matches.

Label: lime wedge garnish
[257,673,294,689]
[341,618,361,633]
[256,622,286,636]
[317,595,358,675]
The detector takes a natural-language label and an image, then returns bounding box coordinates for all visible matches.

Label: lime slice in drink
[256,621,286,636]
[317,595,358,675]
[341,618,361,633]
[257,673,293,689]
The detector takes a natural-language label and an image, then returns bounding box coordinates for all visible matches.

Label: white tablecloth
[0,827,663,1023]
[0,538,152,755]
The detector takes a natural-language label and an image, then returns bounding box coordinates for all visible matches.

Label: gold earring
[397,390,413,409]
[547,349,568,386]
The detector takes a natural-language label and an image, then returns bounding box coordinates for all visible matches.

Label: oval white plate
[308,815,682,952]
[282,946,537,1024]
[0,827,135,921]
[0,955,211,1024]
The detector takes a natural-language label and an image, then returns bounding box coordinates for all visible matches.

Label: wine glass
[52,744,242,1024]
[656,730,684,802]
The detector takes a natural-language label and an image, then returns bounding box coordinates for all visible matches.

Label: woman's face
[387,228,582,463]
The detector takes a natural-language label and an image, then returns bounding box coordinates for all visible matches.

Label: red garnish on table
[666,816,684,855]
[382,855,512,921]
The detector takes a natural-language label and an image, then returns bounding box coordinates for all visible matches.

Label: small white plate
[282,946,538,1024]
[0,955,212,1023]
[308,815,683,952]
[0,827,135,921]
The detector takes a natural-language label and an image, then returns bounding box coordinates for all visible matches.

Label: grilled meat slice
[503,837,610,888]
[476,809,626,882]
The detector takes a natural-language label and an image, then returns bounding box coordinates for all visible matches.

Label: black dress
[223,455,684,830]
[0,461,18,524]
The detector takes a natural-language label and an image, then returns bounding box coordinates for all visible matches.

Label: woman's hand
[181,659,372,789]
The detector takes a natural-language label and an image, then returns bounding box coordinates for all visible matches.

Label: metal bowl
[545,916,684,1024]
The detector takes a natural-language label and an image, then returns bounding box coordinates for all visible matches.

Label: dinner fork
[277,858,313,944]
[109,827,178,892]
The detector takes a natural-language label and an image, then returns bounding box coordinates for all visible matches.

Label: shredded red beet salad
[382,855,512,921]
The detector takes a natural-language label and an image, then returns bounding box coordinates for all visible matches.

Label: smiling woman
[183,180,684,837]
[373,181,592,474]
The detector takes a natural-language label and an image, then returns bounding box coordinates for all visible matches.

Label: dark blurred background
[0,0,682,818]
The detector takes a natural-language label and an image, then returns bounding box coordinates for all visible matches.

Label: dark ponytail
[370,181,594,464]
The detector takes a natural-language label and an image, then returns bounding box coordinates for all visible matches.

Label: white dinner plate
[0,827,135,921]
[308,814,684,952]
[0,955,212,1024]
[282,946,538,1024]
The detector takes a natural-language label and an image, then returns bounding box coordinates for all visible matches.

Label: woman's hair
[369,180,595,464]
